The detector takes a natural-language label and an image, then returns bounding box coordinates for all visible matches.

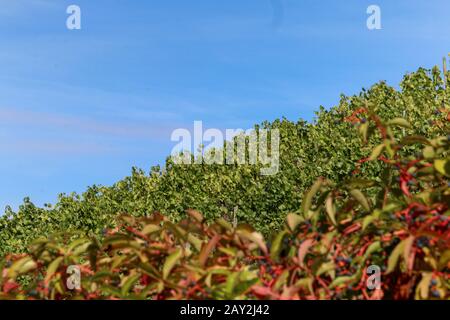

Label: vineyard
[0,64,449,300]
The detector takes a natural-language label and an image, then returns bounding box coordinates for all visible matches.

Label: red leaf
[252,286,274,297]
[3,281,20,294]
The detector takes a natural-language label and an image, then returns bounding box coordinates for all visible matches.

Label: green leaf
[270,231,288,261]
[363,241,381,261]
[387,118,411,128]
[344,178,376,189]
[233,276,259,297]
[423,146,435,159]
[163,248,182,279]
[362,215,376,231]
[142,224,161,235]
[369,144,385,161]
[434,159,450,177]
[72,242,92,256]
[329,276,353,289]
[45,257,64,284]
[416,273,432,300]
[236,230,268,255]
[438,250,450,270]
[386,239,406,274]
[294,277,313,293]
[359,122,369,141]
[302,179,323,214]
[187,233,203,251]
[315,261,335,277]
[273,270,290,291]
[400,135,430,146]
[350,189,370,211]
[205,268,230,287]
[225,272,239,296]
[286,213,303,232]
[216,218,233,231]
[121,274,141,296]
[67,238,91,254]
[187,209,204,223]
[403,236,415,270]
[8,257,37,279]
[325,196,337,225]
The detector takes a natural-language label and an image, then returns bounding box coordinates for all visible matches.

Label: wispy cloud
[0,138,116,155]
[0,106,183,157]
[0,107,175,140]
[0,0,57,16]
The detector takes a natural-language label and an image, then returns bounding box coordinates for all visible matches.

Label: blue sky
[1,0,450,211]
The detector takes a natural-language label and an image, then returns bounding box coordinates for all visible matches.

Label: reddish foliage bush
[0,108,449,300]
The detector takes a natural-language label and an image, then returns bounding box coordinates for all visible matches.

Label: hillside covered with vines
[0,64,449,258]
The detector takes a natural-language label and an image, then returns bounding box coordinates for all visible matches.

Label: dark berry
[431,290,440,298]
[29,290,38,296]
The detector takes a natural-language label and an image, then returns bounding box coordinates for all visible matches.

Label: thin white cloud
[0,107,174,140]
[0,0,57,16]
[0,138,116,155]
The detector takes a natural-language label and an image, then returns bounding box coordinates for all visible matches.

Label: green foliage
[0,106,448,300]
[1,62,449,257]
